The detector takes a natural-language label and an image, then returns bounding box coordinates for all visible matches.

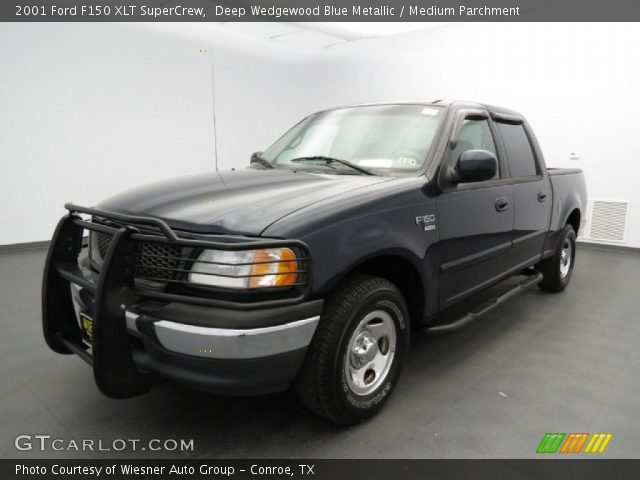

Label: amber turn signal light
[249,248,298,288]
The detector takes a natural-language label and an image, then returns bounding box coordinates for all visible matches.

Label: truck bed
[548,168,587,232]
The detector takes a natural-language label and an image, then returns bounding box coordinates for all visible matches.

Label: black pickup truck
[43,100,587,424]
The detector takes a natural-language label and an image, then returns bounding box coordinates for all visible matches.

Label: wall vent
[587,200,630,244]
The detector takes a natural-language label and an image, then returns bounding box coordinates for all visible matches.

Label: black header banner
[2,0,640,22]
[4,459,640,480]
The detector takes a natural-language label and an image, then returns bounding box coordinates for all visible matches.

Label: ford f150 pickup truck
[43,100,587,424]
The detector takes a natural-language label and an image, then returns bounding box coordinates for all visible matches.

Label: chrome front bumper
[70,282,323,394]
[126,311,320,360]
[71,283,321,361]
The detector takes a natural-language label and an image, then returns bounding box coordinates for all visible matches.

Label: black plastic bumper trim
[131,338,307,396]
[131,299,324,330]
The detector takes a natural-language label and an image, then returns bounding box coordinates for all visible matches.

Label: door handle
[538,190,548,202]
[495,196,509,212]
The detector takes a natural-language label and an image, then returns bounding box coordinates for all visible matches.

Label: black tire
[295,274,410,425]
[537,224,576,292]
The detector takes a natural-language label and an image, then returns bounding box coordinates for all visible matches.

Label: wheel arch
[566,208,581,235]
[320,250,426,328]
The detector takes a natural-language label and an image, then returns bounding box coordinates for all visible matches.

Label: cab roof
[320,99,523,120]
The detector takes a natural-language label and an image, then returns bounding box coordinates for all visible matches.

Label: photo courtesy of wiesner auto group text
[1,0,639,478]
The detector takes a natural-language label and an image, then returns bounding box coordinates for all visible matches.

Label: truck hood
[97,169,392,236]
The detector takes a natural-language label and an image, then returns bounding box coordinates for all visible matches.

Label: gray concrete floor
[1,245,639,459]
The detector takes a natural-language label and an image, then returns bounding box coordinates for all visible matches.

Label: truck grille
[96,231,112,258]
[136,242,182,280]
[91,229,185,281]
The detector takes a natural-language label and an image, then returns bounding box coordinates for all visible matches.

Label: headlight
[188,248,299,289]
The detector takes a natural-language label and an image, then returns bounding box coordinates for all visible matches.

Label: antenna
[211,64,219,171]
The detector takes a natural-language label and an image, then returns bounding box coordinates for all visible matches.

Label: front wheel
[538,224,576,292]
[295,274,410,425]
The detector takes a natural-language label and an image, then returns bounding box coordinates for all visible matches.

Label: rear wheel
[538,224,576,292]
[295,274,410,425]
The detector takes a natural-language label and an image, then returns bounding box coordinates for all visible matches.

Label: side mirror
[455,150,497,183]
[250,151,264,164]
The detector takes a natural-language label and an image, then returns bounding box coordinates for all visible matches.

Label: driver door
[435,110,514,308]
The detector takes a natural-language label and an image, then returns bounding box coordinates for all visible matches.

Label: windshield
[261,104,443,175]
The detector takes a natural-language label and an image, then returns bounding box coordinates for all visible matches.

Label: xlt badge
[415,214,436,231]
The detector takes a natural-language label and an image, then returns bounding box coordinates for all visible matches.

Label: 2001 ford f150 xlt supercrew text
[43,100,587,424]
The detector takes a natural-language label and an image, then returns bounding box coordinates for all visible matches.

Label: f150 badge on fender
[416,214,436,231]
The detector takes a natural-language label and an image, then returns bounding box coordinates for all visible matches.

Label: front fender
[298,202,437,298]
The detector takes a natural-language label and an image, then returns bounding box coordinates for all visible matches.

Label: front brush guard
[42,203,313,399]
[42,214,150,398]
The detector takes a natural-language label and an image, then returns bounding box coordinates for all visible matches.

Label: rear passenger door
[494,118,552,271]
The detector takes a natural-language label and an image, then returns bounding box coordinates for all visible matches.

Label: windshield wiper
[290,156,373,175]
[250,153,274,169]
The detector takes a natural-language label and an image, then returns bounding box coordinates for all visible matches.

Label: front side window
[261,105,443,175]
[448,118,499,179]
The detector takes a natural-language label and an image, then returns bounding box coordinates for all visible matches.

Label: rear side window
[496,122,538,177]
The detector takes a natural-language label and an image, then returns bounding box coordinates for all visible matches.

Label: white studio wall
[0,23,326,245]
[2,22,639,248]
